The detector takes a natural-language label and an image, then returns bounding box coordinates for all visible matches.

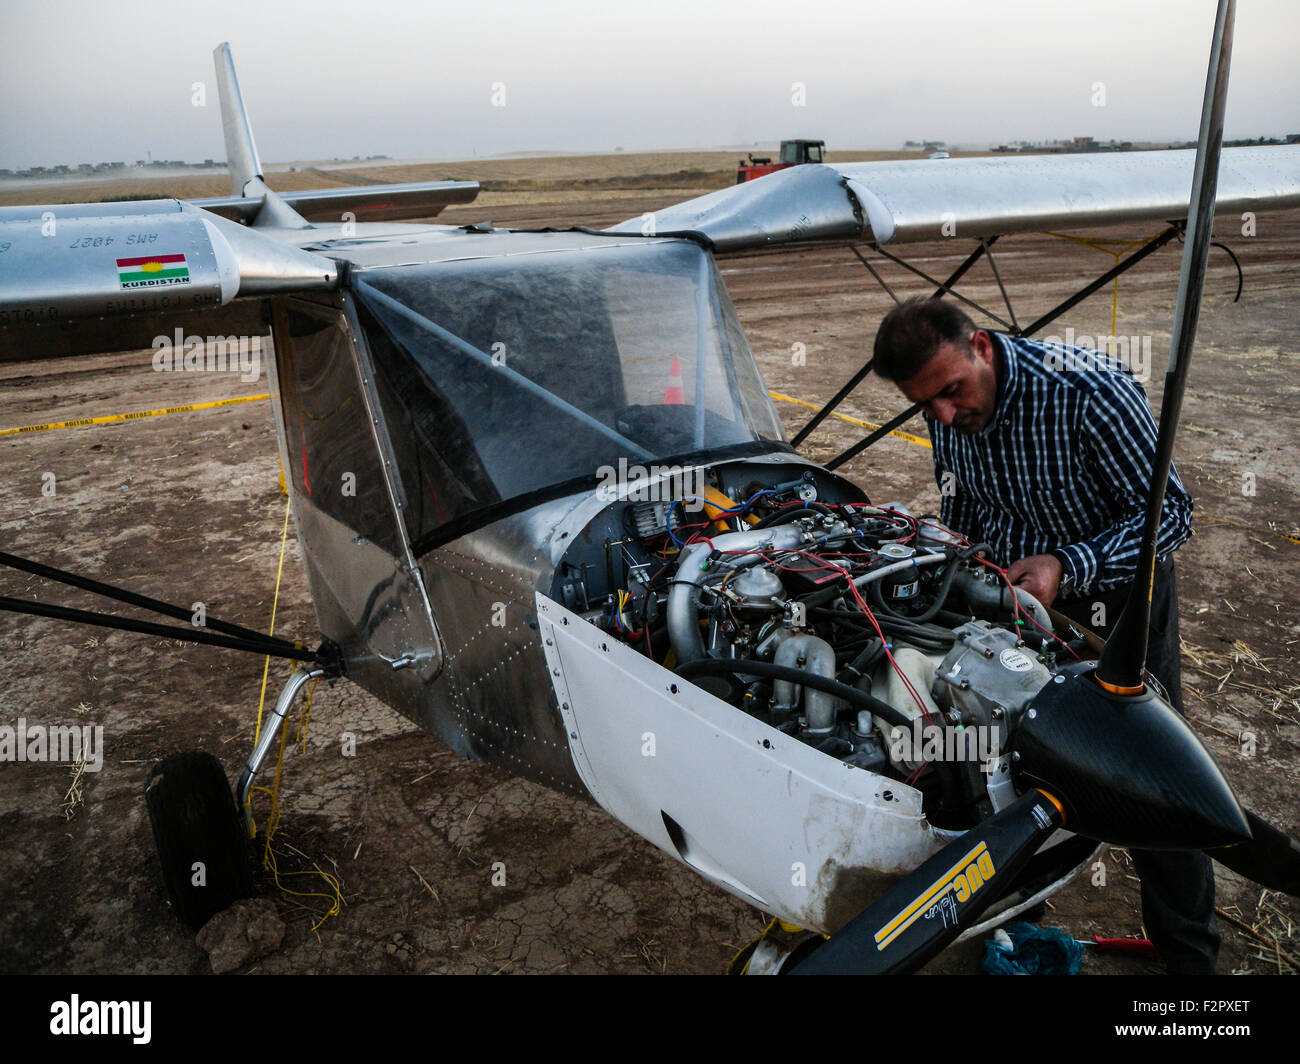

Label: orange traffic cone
[663,356,685,405]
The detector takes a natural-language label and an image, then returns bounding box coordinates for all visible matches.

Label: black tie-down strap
[0,549,338,668]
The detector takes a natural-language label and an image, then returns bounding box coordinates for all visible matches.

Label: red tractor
[736,139,825,183]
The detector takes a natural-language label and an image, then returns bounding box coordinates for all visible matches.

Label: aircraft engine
[550,463,1076,832]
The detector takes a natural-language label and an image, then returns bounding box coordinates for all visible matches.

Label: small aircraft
[3,2,1299,973]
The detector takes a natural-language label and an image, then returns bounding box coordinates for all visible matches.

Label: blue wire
[665,489,778,546]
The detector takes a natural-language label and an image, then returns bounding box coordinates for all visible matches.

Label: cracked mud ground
[1,156,1297,974]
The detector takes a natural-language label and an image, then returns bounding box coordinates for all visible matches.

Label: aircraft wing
[607,146,1300,250]
[0,200,338,360]
[0,40,486,361]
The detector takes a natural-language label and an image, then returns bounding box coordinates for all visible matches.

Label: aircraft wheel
[145,751,253,928]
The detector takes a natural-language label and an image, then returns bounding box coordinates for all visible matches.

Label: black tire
[145,751,253,928]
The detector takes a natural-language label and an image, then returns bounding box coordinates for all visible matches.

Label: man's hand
[1006,553,1063,608]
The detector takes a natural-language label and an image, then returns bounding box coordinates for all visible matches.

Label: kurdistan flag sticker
[116,253,191,289]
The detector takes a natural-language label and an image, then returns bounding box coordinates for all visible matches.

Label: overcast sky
[2,0,1297,169]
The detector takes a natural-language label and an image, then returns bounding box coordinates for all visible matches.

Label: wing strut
[789,236,1002,449]
[1096,0,1236,692]
[0,549,335,666]
[792,225,1184,463]
[1014,225,1181,338]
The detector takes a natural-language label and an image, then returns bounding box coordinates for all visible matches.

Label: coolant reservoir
[872,647,945,774]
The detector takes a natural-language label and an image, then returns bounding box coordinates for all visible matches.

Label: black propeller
[791,790,1066,975]
[790,0,1299,975]
[791,669,1253,974]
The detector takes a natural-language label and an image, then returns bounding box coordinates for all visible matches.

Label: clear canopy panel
[354,239,786,545]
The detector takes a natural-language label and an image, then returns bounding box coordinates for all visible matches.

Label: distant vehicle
[736,139,825,182]
[927,151,950,159]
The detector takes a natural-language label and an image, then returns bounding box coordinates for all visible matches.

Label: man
[872,295,1217,975]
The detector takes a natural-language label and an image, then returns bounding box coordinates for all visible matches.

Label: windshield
[352,239,786,544]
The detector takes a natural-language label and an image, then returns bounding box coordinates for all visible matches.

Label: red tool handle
[1089,937,1159,958]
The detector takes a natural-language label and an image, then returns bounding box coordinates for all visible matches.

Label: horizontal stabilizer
[192,179,480,224]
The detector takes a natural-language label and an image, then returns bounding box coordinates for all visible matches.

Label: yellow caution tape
[769,390,932,449]
[9,385,1291,555]
[0,393,270,436]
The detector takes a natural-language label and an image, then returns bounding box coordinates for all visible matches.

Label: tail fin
[213,42,263,196]
[200,41,477,229]
[211,42,309,229]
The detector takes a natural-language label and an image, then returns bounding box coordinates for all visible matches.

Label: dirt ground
[1,156,1297,976]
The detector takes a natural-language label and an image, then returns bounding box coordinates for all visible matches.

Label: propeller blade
[1014,669,1251,849]
[789,789,1064,975]
[1209,809,1300,899]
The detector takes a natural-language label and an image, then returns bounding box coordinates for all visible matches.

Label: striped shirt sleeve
[1052,373,1193,590]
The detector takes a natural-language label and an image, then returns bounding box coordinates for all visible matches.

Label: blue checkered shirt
[930,333,1193,594]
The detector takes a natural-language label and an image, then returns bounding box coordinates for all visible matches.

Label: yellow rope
[729,918,778,975]
[1197,513,1300,547]
[251,494,294,750]
[243,489,343,930]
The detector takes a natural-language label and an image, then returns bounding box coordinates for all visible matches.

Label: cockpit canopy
[352,238,787,547]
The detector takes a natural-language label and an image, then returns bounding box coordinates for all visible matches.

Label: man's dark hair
[872,297,977,382]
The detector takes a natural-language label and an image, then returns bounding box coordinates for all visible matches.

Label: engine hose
[837,637,885,685]
[668,524,805,664]
[868,542,991,625]
[750,501,837,529]
[813,606,955,648]
[673,657,912,729]
[876,619,956,648]
[931,607,976,628]
[865,587,964,652]
[833,635,879,658]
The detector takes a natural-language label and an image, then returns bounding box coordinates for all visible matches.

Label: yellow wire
[251,494,294,753]
[243,488,344,929]
[729,918,779,975]
[1040,230,1168,357]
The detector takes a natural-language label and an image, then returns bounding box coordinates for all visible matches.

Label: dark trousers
[1054,557,1220,975]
